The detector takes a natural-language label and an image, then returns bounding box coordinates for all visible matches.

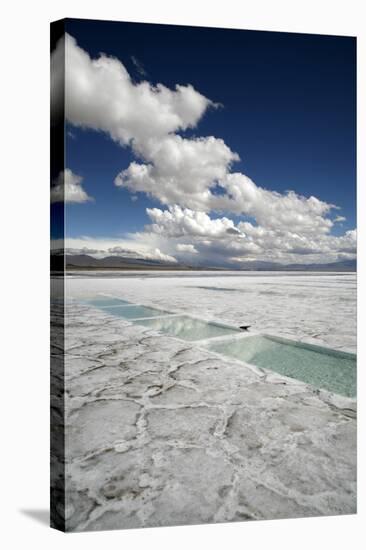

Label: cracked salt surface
[52,272,356,531]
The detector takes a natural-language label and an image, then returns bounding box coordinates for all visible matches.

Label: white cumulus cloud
[146,206,243,239]
[144,206,356,266]
[115,135,239,210]
[51,169,93,204]
[176,243,198,254]
[217,173,335,234]
[61,33,213,146]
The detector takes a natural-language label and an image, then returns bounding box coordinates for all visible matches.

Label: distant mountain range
[50,253,356,272]
[54,254,193,271]
[233,259,356,272]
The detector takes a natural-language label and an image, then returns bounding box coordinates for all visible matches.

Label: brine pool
[80,296,356,397]
[208,335,356,398]
[134,315,240,341]
[83,296,239,340]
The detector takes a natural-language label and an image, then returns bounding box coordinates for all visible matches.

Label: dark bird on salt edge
[239,325,251,331]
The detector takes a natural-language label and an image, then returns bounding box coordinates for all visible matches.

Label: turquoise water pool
[208,335,356,397]
[100,304,168,319]
[83,297,169,318]
[133,315,240,341]
[84,297,131,307]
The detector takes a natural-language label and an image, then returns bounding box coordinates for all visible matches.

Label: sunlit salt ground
[52,272,357,531]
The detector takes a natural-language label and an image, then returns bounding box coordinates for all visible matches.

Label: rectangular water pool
[134,315,240,341]
[99,304,169,319]
[84,297,131,308]
[208,335,356,397]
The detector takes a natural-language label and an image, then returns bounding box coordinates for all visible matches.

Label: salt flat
[56,272,356,531]
[67,271,356,352]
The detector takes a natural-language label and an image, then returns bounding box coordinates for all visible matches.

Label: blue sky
[51,19,356,266]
